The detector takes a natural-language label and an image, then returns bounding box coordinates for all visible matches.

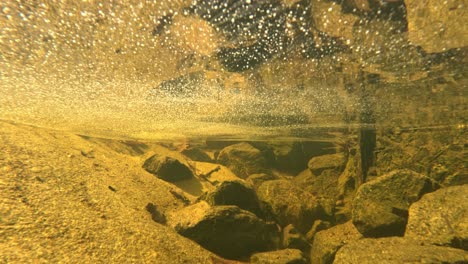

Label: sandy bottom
[0,120,240,263]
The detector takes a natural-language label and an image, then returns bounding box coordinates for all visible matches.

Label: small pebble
[1,165,13,172]
[30,166,42,173]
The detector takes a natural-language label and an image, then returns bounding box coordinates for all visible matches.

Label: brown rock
[352,169,438,237]
[246,173,278,190]
[334,237,468,264]
[181,147,213,162]
[405,185,468,250]
[305,220,332,242]
[217,142,270,179]
[310,221,362,264]
[308,153,346,176]
[257,180,325,233]
[168,202,279,260]
[201,180,263,217]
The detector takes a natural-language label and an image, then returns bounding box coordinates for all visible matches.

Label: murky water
[0,0,466,263]
[1,0,464,140]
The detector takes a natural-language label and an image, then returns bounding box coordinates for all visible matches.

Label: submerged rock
[308,153,346,176]
[268,142,309,175]
[181,147,213,163]
[246,173,278,190]
[250,249,307,264]
[352,169,438,237]
[334,237,468,264]
[217,142,270,179]
[200,180,263,217]
[405,185,468,250]
[310,221,362,264]
[168,202,279,260]
[143,154,194,182]
[257,180,325,233]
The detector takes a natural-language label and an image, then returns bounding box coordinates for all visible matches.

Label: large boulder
[181,147,213,163]
[256,180,325,233]
[310,221,362,264]
[352,169,438,237]
[250,249,307,264]
[334,237,468,264]
[200,180,263,217]
[217,142,270,179]
[405,0,468,53]
[143,154,194,182]
[405,185,468,250]
[167,202,279,260]
[308,153,346,176]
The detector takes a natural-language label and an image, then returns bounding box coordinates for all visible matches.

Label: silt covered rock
[168,202,279,260]
[405,185,468,250]
[352,169,438,237]
[250,249,307,264]
[217,142,270,179]
[257,180,325,233]
[143,154,194,182]
[310,221,362,264]
[308,153,346,176]
[282,224,310,253]
[200,180,263,217]
[334,237,468,264]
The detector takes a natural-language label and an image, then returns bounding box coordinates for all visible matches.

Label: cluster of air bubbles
[2,0,459,139]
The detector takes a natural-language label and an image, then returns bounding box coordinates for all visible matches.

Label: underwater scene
[0,0,466,263]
